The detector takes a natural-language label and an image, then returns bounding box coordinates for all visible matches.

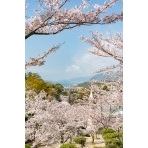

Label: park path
[84,134,105,148]
[39,134,105,148]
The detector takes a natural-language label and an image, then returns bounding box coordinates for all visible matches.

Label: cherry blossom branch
[25,0,123,39]
[81,32,123,82]
[81,32,123,63]
[25,43,63,67]
[94,63,121,73]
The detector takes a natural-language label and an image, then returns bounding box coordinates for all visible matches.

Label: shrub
[105,139,122,148]
[105,141,120,148]
[101,128,123,148]
[102,85,109,91]
[60,143,77,148]
[25,144,31,148]
[103,133,117,140]
[73,136,86,148]
[100,128,115,136]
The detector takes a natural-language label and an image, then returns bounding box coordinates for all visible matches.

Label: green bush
[25,144,31,148]
[100,128,115,136]
[105,139,122,148]
[106,138,122,148]
[103,133,116,140]
[101,128,123,148]
[103,132,122,140]
[102,85,109,91]
[60,143,77,148]
[73,136,86,148]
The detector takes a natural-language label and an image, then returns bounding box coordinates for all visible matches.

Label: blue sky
[25,0,123,81]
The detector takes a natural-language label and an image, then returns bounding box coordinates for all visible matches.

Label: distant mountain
[48,75,93,86]
[77,81,90,88]
[90,73,108,81]
[91,73,119,81]
[47,73,115,87]
[77,74,107,87]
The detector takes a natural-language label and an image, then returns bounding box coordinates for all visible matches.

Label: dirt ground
[39,134,105,148]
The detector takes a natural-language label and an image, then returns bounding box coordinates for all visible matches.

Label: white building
[64,86,83,92]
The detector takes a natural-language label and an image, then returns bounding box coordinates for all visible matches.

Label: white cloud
[66,65,81,72]
[65,51,118,77]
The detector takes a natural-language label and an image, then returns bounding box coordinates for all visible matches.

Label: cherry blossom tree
[80,32,123,133]
[25,0,123,67]
[81,32,123,78]
[25,91,89,147]
[91,83,123,130]
[25,83,123,147]
[85,82,122,142]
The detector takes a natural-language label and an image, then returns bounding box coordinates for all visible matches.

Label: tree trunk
[91,133,95,143]
[60,133,64,143]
